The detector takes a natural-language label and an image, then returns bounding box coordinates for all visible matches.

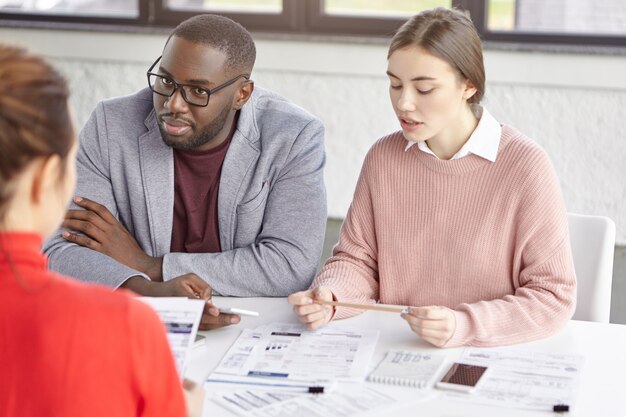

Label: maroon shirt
[170,118,237,253]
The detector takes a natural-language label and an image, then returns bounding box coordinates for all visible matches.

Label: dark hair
[388,7,485,103]
[0,44,73,223]
[169,14,256,75]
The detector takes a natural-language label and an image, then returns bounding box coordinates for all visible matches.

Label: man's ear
[31,155,61,205]
[233,80,254,110]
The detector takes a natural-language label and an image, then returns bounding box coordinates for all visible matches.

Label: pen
[313,299,407,313]
[206,377,336,393]
[553,404,569,413]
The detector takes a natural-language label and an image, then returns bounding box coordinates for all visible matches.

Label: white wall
[2,27,625,244]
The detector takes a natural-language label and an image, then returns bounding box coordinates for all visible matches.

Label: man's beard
[159,104,231,151]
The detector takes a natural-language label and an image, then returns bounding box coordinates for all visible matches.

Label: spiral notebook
[367,350,446,388]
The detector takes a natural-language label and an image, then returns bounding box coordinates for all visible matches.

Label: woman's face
[387,46,474,143]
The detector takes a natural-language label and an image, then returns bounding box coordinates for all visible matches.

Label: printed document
[139,297,205,375]
[209,383,433,417]
[209,323,379,384]
[444,347,584,411]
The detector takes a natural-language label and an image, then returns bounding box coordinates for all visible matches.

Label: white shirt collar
[404,106,502,162]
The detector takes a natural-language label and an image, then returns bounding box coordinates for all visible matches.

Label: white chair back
[568,213,616,322]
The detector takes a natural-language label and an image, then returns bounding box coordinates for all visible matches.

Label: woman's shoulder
[497,125,561,198]
[499,125,554,169]
[48,273,156,321]
[500,125,548,159]
[364,130,407,161]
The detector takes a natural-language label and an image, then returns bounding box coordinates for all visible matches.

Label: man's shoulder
[251,87,314,117]
[96,88,153,122]
[243,86,321,136]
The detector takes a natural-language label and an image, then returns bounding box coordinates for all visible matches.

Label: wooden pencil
[313,299,407,313]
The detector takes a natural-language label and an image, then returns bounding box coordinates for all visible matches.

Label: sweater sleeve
[129,299,187,417]
[446,147,577,347]
[312,149,381,320]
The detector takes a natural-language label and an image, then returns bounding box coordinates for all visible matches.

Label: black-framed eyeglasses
[146,56,250,107]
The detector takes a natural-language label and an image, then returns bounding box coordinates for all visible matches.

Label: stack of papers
[443,348,585,411]
[139,297,205,376]
[211,383,433,417]
[205,323,438,417]
[207,323,379,388]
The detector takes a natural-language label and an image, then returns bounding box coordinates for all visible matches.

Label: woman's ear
[30,155,62,205]
[233,81,254,110]
[462,79,477,101]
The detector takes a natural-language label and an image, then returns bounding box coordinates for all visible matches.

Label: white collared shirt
[404,106,502,162]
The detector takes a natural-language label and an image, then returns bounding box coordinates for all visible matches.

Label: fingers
[287,289,317,306]
[200,287,213,301]
[182,378,205,417]
[407,306,450,320]
[176,273,211,298]
[203,301,220,317]
[61,230,101,250]
[199,311,240,330]
[295,306,333,329]
[402,306,456,347]
[182,378,197,391]
[313,287,334,302]
[288,287,333,329]
[72,196,118,225]
[287,287,333,306]
[61,216,106,243]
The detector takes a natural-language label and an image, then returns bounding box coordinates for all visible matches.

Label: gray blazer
[43,87,327,296]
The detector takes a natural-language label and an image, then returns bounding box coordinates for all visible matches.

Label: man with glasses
[43,14,327,330]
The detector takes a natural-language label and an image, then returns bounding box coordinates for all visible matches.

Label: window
[1,0,624,49]
[166,0,281,13]
[323,0,452,17]
[153,0,296,31]
[0,0,144,24]
[0,0,138,17]
[305,0,458,36]
[487,0,626,35]
[470,0,626,47]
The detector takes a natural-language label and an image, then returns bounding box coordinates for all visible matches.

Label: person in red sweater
[0,46,204,416]
[289,7,576,348]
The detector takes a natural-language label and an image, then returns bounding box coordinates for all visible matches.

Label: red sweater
[313,126,576,347]
[0,232,186,417]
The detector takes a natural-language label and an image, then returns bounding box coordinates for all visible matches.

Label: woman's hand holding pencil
[287,287,336,329]
[288,288,456,347]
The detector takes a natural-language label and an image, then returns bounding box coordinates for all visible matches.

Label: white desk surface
[186,297,626,417]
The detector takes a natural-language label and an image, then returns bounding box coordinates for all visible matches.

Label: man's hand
[121,273,210,298]
[287,287,335,330]
[401,306,456,347]
[121,274,240,331]
[61,196,163,281]
[200,301,241,331]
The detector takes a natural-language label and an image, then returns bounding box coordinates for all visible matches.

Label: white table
[186,297,626,417]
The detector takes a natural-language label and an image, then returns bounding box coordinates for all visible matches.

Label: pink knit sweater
[313,126,576,347]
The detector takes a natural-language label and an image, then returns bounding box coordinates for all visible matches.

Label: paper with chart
[443,347,584,411]
[209,383,433,417]
[209,323,379,384]
[139,297,204,375]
